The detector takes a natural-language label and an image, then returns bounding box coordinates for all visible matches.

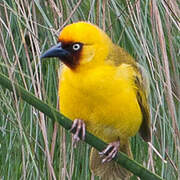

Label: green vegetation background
[0,0,179,179]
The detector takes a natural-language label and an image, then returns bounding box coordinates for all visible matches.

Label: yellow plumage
[41,21,151,180]
[59,63,142,144]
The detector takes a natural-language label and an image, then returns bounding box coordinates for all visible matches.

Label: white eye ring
[72,43,81,51]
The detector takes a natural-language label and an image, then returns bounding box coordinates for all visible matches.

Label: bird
[41,21,151,180]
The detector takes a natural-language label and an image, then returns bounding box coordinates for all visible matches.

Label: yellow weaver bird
[41,21,151,180]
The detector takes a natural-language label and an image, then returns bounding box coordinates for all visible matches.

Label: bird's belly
[59,81,142,143]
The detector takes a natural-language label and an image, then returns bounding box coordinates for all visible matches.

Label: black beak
[40,42,70,59]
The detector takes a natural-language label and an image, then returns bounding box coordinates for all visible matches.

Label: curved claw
[70,119,86,147]
[99,140,120,163]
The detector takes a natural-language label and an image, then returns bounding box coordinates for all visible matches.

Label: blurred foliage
[0,0,179,179]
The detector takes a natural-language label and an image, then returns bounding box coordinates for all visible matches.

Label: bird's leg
[69,119,86,147]
[99,140,120,163]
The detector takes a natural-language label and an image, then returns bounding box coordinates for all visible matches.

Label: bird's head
[41,22,112,70]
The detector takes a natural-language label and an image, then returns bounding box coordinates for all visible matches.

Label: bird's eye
[72,43,81,51]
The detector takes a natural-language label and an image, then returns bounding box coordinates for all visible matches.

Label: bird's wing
[135,64,151,142]
[107,45,151,142]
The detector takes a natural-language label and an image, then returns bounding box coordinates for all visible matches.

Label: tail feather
[90,141,132,180]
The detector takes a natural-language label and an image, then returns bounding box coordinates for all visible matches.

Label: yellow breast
[59,63,142,144]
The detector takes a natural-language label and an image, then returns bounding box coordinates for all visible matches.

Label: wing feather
[108,46,151,142]
[135,64,151,142]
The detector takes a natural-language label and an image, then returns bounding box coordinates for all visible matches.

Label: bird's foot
[99,140,120,163]
[69,119,86,147]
